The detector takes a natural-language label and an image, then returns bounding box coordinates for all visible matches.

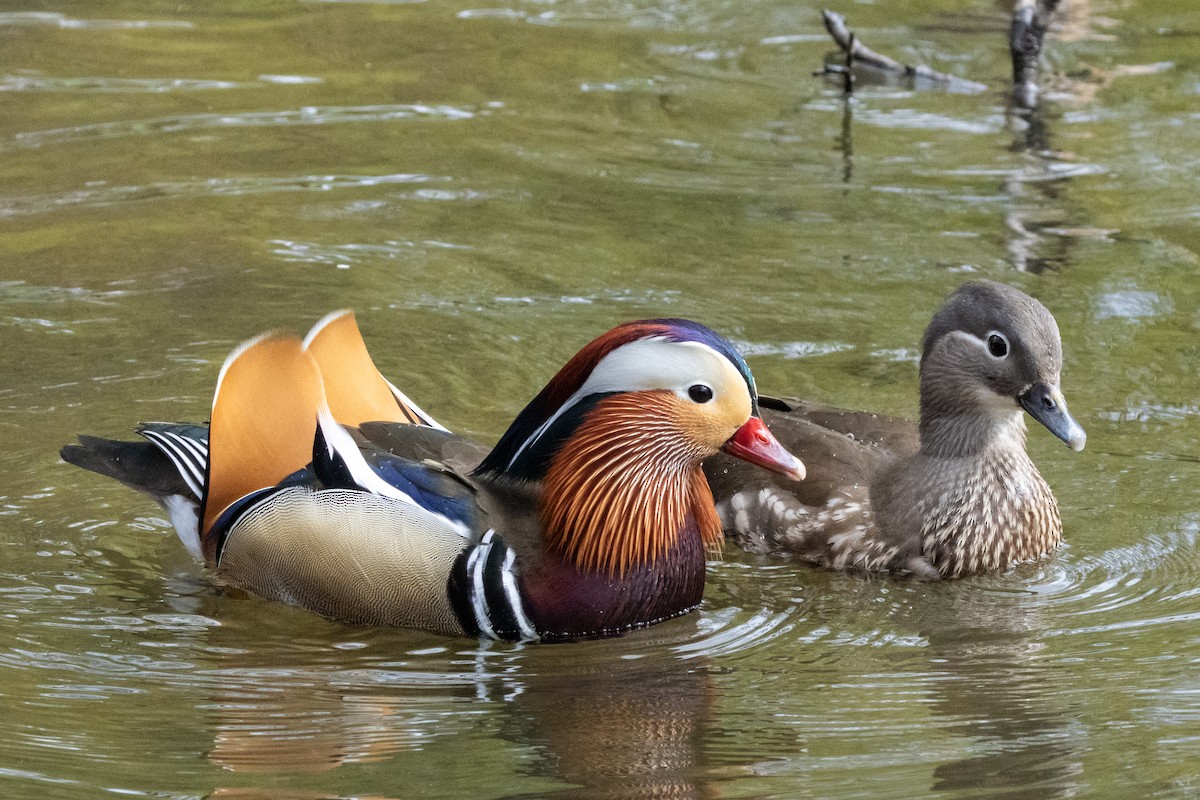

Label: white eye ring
[986,331,1009,359]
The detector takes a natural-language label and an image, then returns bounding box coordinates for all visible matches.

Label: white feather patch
[163,494,202,562]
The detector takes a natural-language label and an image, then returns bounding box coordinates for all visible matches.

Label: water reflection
[1002,103,1081,274]
[177,595,818,796]
[810,6,1130,276]
[192,637,532,784]
[506,657,715,799]
[197,635,720,799]
[821,67,1098,274]
[917,586,1086,798]
[837,96,854,184]
[919,511,1200,794]
[209,687,429,774]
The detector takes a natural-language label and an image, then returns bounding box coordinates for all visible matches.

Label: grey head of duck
[917,280,1086,458]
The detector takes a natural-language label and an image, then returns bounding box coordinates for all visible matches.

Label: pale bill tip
[1067,424,1087,452]
[786,455,806,482]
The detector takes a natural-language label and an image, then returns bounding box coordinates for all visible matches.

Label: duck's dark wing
[760,396,918,454]
[356,422,488,472]
[705,397,917,509]
[354,421,542,551]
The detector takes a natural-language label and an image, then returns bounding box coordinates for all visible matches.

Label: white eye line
[504,339,738,470]
[947,329,1010,360]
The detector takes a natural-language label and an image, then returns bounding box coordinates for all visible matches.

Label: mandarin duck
[63,314,804,641]
[705,281,1087,578]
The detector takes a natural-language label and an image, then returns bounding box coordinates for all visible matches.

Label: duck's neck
[538,393,722,577]
[919,407,1028,459]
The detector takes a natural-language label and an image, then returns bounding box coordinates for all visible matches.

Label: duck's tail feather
[61,432,196,502]
[61,423,211,561]
[303,309,447,431]
[135,423,209,499]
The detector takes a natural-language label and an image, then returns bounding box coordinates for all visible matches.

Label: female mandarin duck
[63,314,804,641]
[704,281,1087,578]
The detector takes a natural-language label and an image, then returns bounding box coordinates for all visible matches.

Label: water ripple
[1,72,321,93]
[928,163,1110,182]
[0,12,192,30]
[674,606,797,659]
[0,173,447,219]
[1027,516,1200,641]
[457,7,527,20]
[0,75,249,93]
[735,339,855,360]
[271,238,470,267]
[5,103,480,151]
[805,100,1005,135]
[1102,401,1200,423]
[0,280,167,307]
[0,636,531,703]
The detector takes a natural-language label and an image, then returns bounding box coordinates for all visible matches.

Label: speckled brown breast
[718,439,1063,579]
[918,447,1062,578]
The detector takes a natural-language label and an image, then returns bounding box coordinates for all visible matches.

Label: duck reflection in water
[917,581,1086,798]
[191,623,720,800]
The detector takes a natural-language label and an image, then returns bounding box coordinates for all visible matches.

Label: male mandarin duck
[63,314,805,641]
[704,281,1087,578]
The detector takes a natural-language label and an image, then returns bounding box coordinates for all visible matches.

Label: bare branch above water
[816,10,988,94]
[1011,0,1064,108]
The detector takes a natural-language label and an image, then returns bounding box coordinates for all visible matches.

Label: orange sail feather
[303,310,446,430]
[201,335,324,548]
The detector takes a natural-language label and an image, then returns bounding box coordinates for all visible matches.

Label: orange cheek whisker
[539,392,725,576]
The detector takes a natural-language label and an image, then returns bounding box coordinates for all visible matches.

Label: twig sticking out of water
[1011,0,1063,109]
[816,9,987,94]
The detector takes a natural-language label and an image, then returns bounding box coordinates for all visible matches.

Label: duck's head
[475,318,805,483]
[477,318,803,576]
[919,280,1086,453]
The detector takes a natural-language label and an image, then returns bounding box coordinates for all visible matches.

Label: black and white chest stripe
[448,530,538,642]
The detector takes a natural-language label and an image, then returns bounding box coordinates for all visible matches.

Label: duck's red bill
[721,416,805,481]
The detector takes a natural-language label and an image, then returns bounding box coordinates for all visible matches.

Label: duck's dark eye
[987,332,1009,358]
[688,384,714,404]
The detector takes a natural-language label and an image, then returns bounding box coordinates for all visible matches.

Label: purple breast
[521,525,707,642]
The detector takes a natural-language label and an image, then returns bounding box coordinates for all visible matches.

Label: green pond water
[2,0,1200,797]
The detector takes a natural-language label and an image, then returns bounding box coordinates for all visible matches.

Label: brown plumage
[706,281,1087,578]
[201,335,323,544]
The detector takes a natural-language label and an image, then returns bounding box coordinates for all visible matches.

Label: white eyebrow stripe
[504,338,734,471]
[948,329,989,352]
